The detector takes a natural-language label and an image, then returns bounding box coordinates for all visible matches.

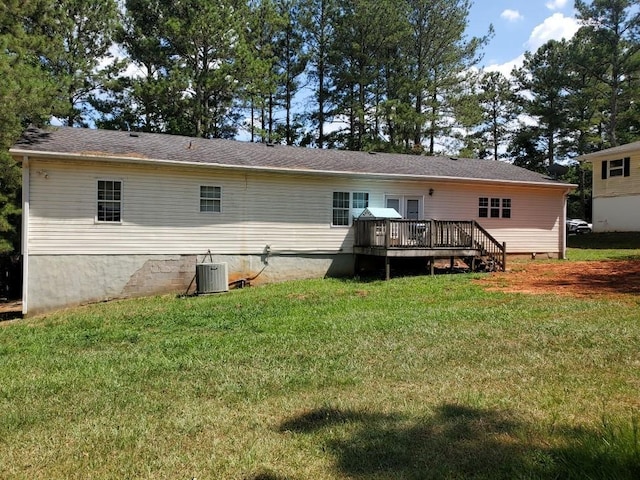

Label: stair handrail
[472,220,506,271]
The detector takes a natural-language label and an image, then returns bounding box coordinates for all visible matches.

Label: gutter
[561,187,573,260]
[9,148,576,190]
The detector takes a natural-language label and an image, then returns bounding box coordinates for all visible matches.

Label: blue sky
[468,0,581,74]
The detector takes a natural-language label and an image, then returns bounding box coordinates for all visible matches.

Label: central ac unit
[196,262,229,294]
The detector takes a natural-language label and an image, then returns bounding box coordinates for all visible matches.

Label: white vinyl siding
[25,158,567,256]
[428,183,561,253]
[593,154,639,198]
[27,160,363,255]
[592,194,640,232]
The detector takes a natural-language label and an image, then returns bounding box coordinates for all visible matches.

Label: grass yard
[1,240,639,479]
[567,231,640,261]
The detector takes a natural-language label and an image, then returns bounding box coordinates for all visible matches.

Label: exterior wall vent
[196,262,229,294]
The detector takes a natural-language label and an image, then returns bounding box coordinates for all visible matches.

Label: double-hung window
[479,197,511,219]
[478,197,489,218]
[602,158,630,179]
[332,192,351,226]
[352,192,369,210]
[332,191,368,226]
[490,198,501,218]
[97,180,122,222]
[501,199,511,218]
[200,186,221,213]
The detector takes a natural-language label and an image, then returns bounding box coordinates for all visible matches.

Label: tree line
[1,0,639,253]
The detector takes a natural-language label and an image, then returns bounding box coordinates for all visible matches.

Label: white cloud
[526,13,580,51]
[500,9,523,22]
[545,0,569,11]
[484,54,525,77]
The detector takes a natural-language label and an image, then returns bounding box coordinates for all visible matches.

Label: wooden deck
[353,219,506,279]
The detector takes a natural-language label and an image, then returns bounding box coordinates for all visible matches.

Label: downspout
[21,156,30,315]
[561,188,572,260]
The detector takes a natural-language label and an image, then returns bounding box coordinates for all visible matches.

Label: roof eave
[578,143,640,162]
[10,148,575,189]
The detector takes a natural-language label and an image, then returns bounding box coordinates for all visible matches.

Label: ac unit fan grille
[196,263,229,294]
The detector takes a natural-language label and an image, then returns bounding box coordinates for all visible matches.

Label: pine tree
[300,0,338,148]
[272,0,308,145]
[94,0,182,133]
[513,40,571,165]
[0,0,65,253]
[465,71,519,160]
[41,0,121,127]
[406,0,491,154]
[329,0,409,150]
[575,0,640,146]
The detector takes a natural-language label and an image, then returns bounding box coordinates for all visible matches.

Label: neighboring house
[578,142,640,232]
[11,127,574,315]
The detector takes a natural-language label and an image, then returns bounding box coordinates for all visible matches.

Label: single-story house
[11,127,574,315]
[578,142,640,232]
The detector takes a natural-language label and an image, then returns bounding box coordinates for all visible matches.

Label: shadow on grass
[277,404,640,479]
[568,232,640,250]
[243,472,291,480]
[570,261,640,295]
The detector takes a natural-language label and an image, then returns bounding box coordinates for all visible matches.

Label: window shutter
[624,157,631,177]
[601,160,608,179]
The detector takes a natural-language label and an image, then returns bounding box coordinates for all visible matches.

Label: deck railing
[353,218,506,270]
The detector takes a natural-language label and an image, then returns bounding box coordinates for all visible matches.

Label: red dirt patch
[477,260,640,298]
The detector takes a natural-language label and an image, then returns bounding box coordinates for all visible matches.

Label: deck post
[430,219,435,247]
[385,219,391,248]
[430,257,434,275]
[385,255,391,280]
[502,242,507,271]
[450,256,454,271]
[471,221,474,248]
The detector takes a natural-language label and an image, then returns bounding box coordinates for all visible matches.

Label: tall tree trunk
[318,61,325,147]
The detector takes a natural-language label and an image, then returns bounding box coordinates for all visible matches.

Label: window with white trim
[490,198,500,218]
[352,192,369,209]
[200,186,221,212]
[479,197,511,219]
[609,159,624,177]
[601,157,631,179]
[332,191,368,226]
[478,197,488,218]
[502,198,511,218]
[97,180,122,222]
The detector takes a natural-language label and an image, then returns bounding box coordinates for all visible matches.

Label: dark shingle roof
[12,126,570,187]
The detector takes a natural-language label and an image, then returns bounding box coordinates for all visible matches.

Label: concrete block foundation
[25,253,354,316]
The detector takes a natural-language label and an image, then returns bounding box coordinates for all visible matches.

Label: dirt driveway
[477,260,640,298]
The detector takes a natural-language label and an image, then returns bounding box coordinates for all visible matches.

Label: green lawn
[1,247,639,478]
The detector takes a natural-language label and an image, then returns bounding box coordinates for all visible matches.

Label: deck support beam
[385,256,390,281]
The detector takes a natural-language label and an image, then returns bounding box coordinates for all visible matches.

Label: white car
[566,218,592,234]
